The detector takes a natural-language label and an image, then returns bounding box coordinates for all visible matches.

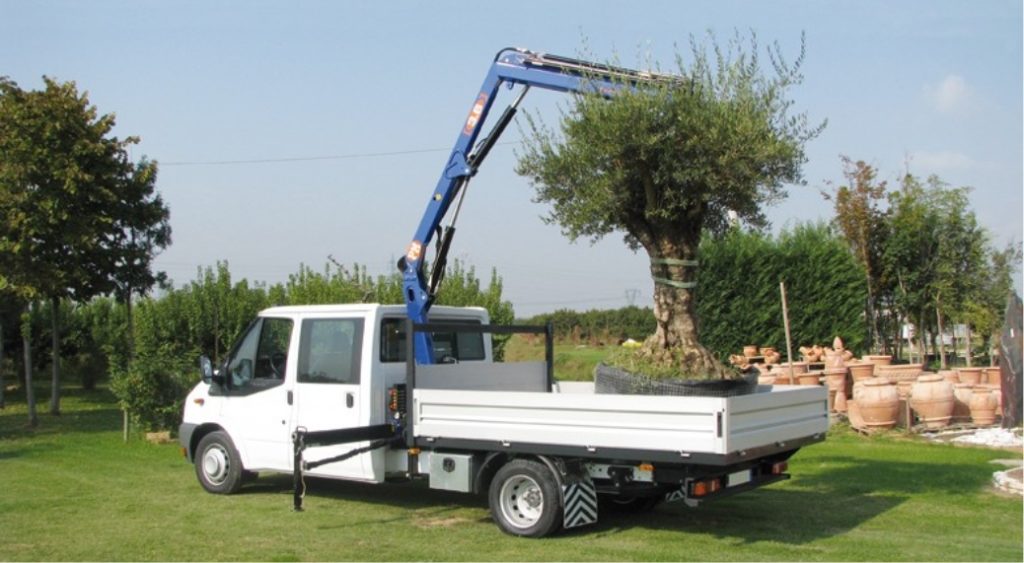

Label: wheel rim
[202,444,230,485]
[499,475,544,529]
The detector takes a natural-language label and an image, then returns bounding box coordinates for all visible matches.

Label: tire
[194,431,244,494]
[599,494,662,513]
[488,459,562,538]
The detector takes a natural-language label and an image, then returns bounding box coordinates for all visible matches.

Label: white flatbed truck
[180,304,828,537]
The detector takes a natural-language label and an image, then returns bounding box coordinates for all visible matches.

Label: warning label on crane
[464,93,487,135]
[406,240,423,263]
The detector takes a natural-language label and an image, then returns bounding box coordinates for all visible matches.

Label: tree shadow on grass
[0,406,122,439]
[584,455,998,544]
[226,455,996,544]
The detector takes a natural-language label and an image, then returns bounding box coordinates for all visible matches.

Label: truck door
[218,317,295,472]
[292,316,371,480]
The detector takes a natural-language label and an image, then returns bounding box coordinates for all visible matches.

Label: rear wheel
[489,459,562,537]
[195,431,244,494]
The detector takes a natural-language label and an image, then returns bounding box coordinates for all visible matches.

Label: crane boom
[401,48,671,363]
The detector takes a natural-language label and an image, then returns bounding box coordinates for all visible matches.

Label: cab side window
[298,318,364,384]
[226,317,293,392]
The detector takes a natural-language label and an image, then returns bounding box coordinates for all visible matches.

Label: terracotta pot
[952,384,973,422]
[852,378,899,430]
[757,374,777,386]
[773,362,809,375]
[909,374,954,429]
[797,371,822,386]
[977,383,1002,412]
[802,353,820,363]
[743,345,758,358]
[862,355,893,366]
[848,362,876,382]
[822,367,848,391]
[846,397,863,426]
[983,367,1002,387]
[938,370,959,384]
[875,364,924,384]
[957,367,983,385]
[834,388,848,413]
[968,389,998,426]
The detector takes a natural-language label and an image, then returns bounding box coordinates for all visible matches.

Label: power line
[160,141,518,167]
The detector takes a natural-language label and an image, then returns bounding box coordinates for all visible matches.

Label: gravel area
[922,427,1024,449]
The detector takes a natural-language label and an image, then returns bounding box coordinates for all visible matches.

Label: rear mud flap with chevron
[561,474,598,529]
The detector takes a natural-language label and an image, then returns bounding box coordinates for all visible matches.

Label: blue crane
[399,48,671,364]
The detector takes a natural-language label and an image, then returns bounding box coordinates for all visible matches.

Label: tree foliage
[0,76,170,419]
[822,159,1019,365]
[823,157,889,352]
[516,33,824,378]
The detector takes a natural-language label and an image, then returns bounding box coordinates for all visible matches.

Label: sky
[2,0,1022,317]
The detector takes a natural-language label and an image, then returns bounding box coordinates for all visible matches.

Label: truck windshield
[379,318,485,363]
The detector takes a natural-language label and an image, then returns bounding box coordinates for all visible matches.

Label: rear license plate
[727,469,751,487]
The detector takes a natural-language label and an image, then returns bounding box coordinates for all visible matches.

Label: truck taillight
[771,461,788,475]
[690,477,722,497]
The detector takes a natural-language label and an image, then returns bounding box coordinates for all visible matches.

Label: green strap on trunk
[650,257,699,289]
[652,277,698,289]
[650,258,699,267]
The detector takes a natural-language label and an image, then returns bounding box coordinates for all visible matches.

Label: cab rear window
[379,318,485,363]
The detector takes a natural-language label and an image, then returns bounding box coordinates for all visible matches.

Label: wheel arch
[187,423,227,462]
[474,452,566,495]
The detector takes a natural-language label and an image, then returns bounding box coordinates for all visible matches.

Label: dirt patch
[412,516,470,529]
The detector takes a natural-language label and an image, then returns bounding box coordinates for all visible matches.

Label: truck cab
[180,304,491,487]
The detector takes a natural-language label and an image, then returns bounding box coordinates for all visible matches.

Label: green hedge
[696,223,868,358]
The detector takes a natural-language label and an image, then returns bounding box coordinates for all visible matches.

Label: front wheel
[488,459,562,537]
[194,431,244,494]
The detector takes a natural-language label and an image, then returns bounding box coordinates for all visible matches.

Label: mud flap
[663,487,697,507]
[561,473,598,529]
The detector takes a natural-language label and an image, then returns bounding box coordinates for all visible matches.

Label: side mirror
[199,356,214,383]
[200,356,225,386]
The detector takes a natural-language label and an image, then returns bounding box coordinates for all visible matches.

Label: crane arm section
[401,48,670,363]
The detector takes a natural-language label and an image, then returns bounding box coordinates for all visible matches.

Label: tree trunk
[936,306,947,370]
[23,303,37,428]
[0,316,5,410]
[49,295,61,416]
[125,292,135,360]
[965,323,973,367]
[640,238,731,379]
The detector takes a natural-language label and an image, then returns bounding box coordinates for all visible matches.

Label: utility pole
[624,289,640,307]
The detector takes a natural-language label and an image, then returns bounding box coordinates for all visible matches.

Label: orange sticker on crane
[406,240,423,262]
[463,93,488,135]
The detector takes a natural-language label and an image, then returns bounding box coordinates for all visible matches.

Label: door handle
[346,393,354,408]
[287,390,293,405]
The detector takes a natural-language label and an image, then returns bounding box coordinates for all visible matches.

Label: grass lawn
[1,385,1021,561]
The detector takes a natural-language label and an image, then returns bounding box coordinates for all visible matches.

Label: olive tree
[516,33,824,378]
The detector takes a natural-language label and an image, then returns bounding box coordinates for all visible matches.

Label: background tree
[929,183,987,368]
[516,33,824,378]
[0,76,170,416]
[823,156,889,353]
